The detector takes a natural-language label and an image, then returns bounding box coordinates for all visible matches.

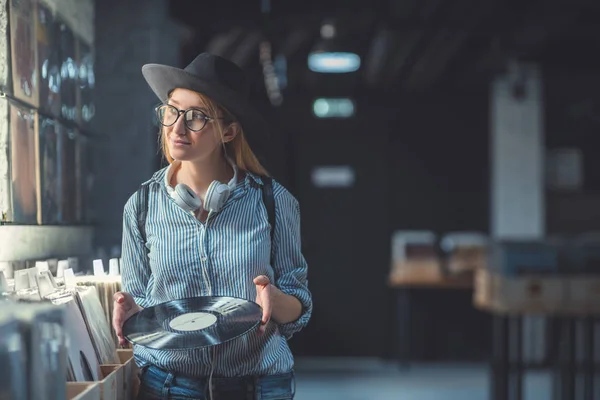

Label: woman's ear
[222,122,241,143]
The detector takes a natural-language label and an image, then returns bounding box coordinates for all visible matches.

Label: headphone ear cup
[204,181,231,213]
[173,184,202,214]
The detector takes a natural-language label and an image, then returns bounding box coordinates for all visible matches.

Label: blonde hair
[160,91,269,176]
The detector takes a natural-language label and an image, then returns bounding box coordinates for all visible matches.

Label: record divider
[65,349,139,400]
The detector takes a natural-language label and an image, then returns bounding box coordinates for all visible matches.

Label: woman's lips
[171,138,191,146]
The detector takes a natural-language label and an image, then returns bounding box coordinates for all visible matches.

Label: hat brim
[142,63,270,158]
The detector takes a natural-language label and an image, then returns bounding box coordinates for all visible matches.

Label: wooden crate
[66,383,101,400]
[76,364,122,400]
[116,349,139,400]
[474,269,567,314]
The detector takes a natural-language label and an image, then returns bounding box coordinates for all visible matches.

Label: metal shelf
[0,225,94,261]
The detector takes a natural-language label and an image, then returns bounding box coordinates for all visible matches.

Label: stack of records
[1,264,121,393]
[75,275,122,347]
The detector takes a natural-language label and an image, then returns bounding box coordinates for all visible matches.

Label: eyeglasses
[155,104,222,132]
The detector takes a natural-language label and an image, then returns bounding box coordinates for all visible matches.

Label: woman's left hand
[253,275,273,335]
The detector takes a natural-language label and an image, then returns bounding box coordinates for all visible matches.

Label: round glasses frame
[155,104,223,132]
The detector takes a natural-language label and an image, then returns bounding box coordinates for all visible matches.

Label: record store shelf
[0,225,93,261]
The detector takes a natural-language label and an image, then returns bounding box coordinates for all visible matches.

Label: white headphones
[165,159,239,215]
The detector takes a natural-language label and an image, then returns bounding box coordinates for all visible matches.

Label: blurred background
[2,0,600,399]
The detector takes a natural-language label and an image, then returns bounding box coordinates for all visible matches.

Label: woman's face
[163,88,223,162]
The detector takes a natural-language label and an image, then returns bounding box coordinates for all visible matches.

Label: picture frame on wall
[59,123,77,223]
[9,0,39,108]
[36,2,62,117]
[75,132,92,224]
[58,18,77,123]
[37,116,62,224]
[9,103,38,224]
[76,40,95,129]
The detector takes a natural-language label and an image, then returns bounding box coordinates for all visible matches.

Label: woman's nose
[171,116,187,136]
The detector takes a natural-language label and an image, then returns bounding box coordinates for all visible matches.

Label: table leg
[491,315,510,400]
[511,316,523,400]
[395,288,411,369]
[582,317,594,400]
[556,318,575,400]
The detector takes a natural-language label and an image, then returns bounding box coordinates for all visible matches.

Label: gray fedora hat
[141,53,269,154]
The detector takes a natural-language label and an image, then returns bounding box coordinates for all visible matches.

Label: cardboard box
[66,383,101,400]
[474,269,567,314]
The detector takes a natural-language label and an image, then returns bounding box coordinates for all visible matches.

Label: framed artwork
[58,19,77,123]
[76,40,95,129]
[60,124,77,223]
[36,2,61,117]
[75,132,94,223]
[9,0,39,107]
[37,116,61,224]
[9,103,38,224]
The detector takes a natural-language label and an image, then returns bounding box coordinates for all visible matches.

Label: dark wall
[544,67,600,235]
[267,88,493,361]
[384,90,492,361]
[387,91,490,234]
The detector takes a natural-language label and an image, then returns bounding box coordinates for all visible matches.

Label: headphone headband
[164,157,238,215]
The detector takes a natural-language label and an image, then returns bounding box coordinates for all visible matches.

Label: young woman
[112,53,312,400]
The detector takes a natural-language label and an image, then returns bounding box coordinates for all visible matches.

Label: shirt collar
[153,160,264,192]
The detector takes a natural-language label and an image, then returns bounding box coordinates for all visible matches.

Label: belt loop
[291,370,296,397]
[161,372,175,399]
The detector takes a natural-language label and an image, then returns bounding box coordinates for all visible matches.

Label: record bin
[66,383,101,400]
[1,264,139,400]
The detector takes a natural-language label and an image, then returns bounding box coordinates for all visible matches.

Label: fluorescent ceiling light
[313,98,355,118]
[308,52,361,73]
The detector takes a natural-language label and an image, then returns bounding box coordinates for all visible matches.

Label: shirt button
[201,256,207,262]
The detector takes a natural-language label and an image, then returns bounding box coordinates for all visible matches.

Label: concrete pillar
[490,61,544,240]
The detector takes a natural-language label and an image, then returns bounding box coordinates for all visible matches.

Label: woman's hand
[253,275,273,335]
[112,291,142,346]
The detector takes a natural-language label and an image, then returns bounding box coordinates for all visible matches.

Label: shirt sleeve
[120,191,152,309]
[271,184,313,339]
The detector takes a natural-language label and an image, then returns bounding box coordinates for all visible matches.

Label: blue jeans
[137,364,295,400]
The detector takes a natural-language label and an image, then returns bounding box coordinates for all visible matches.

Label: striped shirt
[120,164,312,378]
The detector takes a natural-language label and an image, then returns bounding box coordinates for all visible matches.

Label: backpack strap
[135,177,275,262]
[137,182,150,245]
[261,176,276,265]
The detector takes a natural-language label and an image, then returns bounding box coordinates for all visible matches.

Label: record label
[123,296,262,350]
[169,312,217,332]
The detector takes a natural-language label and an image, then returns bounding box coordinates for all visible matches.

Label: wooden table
[474,270,600,400]
[388,267,474,367]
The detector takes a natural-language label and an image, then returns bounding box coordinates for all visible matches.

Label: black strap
[136,176,276,261]
[261,176,276,264]
[137,183,150,244]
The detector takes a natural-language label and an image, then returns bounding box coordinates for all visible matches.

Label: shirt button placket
[198,226,208,262]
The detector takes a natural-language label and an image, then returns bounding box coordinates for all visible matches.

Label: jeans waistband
[143,364,294,387]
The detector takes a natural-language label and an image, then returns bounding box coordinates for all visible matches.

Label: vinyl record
[123,296,262,350]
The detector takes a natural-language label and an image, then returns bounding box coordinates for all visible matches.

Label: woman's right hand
[112,291,141,346]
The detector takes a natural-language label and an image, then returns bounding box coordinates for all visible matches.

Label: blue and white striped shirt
[120,165,312,378]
